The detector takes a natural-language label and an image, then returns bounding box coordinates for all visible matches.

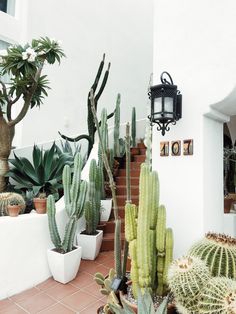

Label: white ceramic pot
[77,230,103,260]
[100,199,112,221]
[47,246,82,284]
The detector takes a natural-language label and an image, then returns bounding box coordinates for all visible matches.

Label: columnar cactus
[198,277,236,314]
[0,192,25,216]
[144,123,152,168]
[114,93,121,157]
[189,232,236,278]
[167,256,211,314]
[131,107,136,147]
[125,163,174,298]
[84,159,101,235]
[47,153,87,253]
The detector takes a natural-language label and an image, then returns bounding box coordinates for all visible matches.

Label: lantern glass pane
[164,97,174,118]
[154,97,162,118]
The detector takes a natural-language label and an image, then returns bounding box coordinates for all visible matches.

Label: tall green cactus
[114,94,121,157]
[125,163,174,298]
[189,232,236,278]
[198,277,236,314]
[84,159,101,235]
[47,153,87,253]
[131,107,136,147]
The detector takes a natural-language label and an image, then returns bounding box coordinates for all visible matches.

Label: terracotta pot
[224,198,234,213]
[7,205,21,217]
[33,198,47,214]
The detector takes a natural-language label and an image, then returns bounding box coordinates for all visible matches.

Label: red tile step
[134,154,146,162]
[115,176,140,186]
[140,148,146,155]
[118,169,140,177]
[116,185,139,196]
[103,219,125,233]
[101,233,125,251]
[137,142,146,149]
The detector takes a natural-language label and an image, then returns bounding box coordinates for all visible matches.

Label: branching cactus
[114,93,121,157]
[125,163,173,298]
[0,192,25,216]
[47,153,87,253]
[84,159,101,235]
[131,107,136,147]
[167,256,211,314]
[144,123,152,168]
[189,232,236,278]
[198,277,236,314]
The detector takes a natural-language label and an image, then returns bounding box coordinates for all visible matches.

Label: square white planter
[77,230,103,260]
[47,246,82,284]
[100,199,112,222]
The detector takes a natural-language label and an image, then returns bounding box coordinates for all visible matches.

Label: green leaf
[33,145,42,169]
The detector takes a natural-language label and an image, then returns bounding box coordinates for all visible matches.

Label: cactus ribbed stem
[114,94,121,157]
[131,107,136,148]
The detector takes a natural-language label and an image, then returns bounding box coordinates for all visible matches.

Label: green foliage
[7,142,72,199]
[131,107,136,147]
[0,37,65,109]
[189,232,236,278]
[47,153,87,253]
[0,192,25,216]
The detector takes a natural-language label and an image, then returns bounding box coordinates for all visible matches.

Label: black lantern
[148,72,182,136]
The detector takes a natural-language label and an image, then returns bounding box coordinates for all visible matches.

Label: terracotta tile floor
[0,251,114,313]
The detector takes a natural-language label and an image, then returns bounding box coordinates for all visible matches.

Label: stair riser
[118,169,140,177]
[101,239,125,252]
[140,148,146,155]
[116,187,139,196]
[104,221,125,233]
[122,162,142,170]
[116,177,139,185]
[134,155,146,162]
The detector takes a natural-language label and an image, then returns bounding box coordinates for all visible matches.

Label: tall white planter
[47,246,82,284]
[100,199,112,222]
[77,230,103,260]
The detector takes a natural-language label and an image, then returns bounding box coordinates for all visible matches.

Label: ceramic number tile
[160,141,169,156]
[171,141,181,156]
[183,139,193,155]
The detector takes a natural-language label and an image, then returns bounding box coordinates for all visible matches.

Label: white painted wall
[153,0,236,257]
[18,0,153,147]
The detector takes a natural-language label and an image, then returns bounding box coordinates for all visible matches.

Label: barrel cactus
[167,255,211,314]
[189,232,236,278]
[47,153,87,253]
[125,163,174,298]
[84,159,101,235]
[198,277,236,314]
[0,192,25,216]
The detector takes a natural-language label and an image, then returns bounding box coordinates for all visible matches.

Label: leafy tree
[0,37,65,192]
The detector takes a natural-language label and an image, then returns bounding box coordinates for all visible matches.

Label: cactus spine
[198,277,236,314]
[167,256,211,314]
[125,163,173,298]
[189,232,236,278]
[131,107,136,147]
[84,159,101,235]
[114,93,121,157]
[47,153,87,253]
[0,192,25,216]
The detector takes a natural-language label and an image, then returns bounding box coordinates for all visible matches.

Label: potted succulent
[7,198,25,217]
[0,192,25,216]
[33,192,47,214]
[47,153,87,284]
[77,159,103,260]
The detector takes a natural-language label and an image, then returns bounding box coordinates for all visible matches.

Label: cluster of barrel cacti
[84,159,101,235]
[47,153,87,253]
[168,232,236,313]
[125,163,174,299]
[0,192,25,216]
[113,94,125,158]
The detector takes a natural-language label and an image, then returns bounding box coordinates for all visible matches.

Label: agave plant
[6,142,72,199]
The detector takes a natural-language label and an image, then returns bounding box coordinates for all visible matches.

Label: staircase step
[116,177,140,185]
[140,148,146,155]
[101,233,125,251]
[102,219,125,233]
[116,185,139,196]
[117,195,139,206]
[118,169,140,177]
[134,155,146,162]
[130,147,140,156]
[124,161,142,170]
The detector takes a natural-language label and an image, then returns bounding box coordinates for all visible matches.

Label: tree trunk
[0,114,11,192]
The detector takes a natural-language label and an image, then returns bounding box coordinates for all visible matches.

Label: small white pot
[100,199,112,221]
[77,230,103,260]
[47,246,82,284]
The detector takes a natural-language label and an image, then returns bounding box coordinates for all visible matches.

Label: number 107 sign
[160,139,193,156]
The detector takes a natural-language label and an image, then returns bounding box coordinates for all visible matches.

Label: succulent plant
[0,192,25,216]
[167,255,211,313]
[189,232,236,278]
[198,277,236,314]
[47,153,87,253]
[131,107,136,148]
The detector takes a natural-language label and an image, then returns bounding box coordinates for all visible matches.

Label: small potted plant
[7,198,24,217]
[77,159,103,260]
[33,192,47,214]
[47,153,88,284]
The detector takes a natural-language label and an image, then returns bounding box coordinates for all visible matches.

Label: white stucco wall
[153,0,236,258]
[17,0,153,147]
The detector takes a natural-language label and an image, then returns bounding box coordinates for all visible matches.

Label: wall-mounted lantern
[148,71,182,136]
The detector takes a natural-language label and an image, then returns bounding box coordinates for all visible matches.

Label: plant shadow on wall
[0,37,65,193]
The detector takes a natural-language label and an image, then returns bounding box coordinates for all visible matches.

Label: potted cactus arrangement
[47,153,87,284]
[77,159,103,260]
[0,192,25,216]
[33,192,47,214]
